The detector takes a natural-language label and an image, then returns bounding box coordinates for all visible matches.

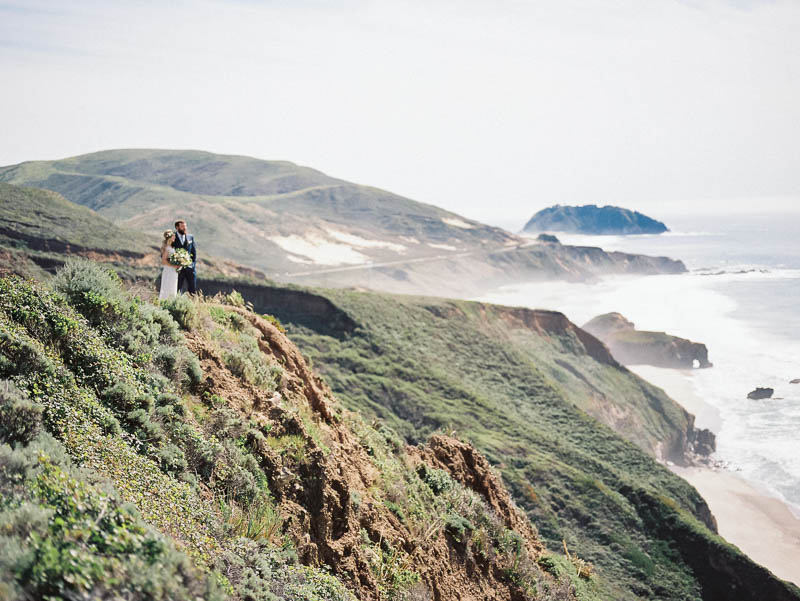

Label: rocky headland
[583,312,712,369]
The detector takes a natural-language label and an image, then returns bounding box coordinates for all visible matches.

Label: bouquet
[168,248,193,270]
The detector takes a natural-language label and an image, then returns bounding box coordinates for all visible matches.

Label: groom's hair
[174,220,186,228]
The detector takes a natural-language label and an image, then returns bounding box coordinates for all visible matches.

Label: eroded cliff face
[187,307,563,601]
[0,274,581,601]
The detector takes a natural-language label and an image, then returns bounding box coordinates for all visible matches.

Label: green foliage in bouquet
[169,248,193,270]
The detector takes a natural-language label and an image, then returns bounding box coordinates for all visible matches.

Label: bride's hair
[161,229,175,249]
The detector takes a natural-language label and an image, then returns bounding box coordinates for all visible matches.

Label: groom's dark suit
[172,233,197,294]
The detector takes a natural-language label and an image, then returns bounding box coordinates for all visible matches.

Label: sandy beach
[630,366,800,586]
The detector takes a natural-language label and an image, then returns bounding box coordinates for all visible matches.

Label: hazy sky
[2,0,799,228]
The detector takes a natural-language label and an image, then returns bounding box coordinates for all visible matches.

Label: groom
[173,219,197,294]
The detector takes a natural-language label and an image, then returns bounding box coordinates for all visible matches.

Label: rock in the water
[536,233,560,243]
[523,204,668,235]
[582,312,712,369]
[790,378,800,384]
[747,387,774,400]
[688,427,716,457]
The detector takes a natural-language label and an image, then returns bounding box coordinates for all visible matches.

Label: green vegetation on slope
[272,287,800,601]
[0,267,353,599]
[0,262,592,601]
[0,182,270,282]
[0,181,150,252]
[0,181,153,279]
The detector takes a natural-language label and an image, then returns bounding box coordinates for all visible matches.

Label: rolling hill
[0,150,685,295]
[0,182,267,282]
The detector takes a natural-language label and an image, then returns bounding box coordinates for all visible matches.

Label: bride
[159,230,179,299]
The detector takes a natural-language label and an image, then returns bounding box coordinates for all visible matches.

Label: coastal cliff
[0,268,577,601]
[1,182,797,599]
[1,259,797,600]
[199,279,795,600]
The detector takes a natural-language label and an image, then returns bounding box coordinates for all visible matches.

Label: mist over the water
[478,213,800,515]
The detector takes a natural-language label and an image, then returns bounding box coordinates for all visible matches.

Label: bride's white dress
[159,247,179,299]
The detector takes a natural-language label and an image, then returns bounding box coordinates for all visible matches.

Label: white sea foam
[478,265,800,517]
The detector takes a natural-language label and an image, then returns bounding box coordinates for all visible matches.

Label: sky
[1,0,799,229]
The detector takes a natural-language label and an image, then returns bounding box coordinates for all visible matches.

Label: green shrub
[224,334,282,391]
[215,539,355,601]
[126,408,165,446]
[154,345,203,391]
[444,514,474,542]
[624,545,656,577]
[262,314,285,333]
[229,496,282,542]
[161,295,199,331]
[156,392,186,417]
[225,290,245,308]
[157,443,189,476]
[418,465,454,495]
[0,380,43,445]
[0,329,54,379]
[51,259,125,326]
[0,442,219,601]
[102,381,148,413]
[229,312,247,331]
[362,535,420,601]
[51,263,188,374]
[141,304,182,344]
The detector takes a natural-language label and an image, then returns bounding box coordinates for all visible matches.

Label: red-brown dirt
[185,306,566,601]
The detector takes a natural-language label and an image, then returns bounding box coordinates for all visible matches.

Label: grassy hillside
[0,182,268,282]
[0,149,511,268]
[229,285,797,601]
[0,262,603,601]
[0,150,685,295]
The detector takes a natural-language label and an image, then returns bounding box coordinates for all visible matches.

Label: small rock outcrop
[583,312,712,369]
[524,204,669,235]
[536,233,560,243]
[688,426,716,457]
[790,378,800,384]
[747,387,774,400]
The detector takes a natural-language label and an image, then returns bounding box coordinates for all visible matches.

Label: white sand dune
[269,233,370,266]
[326,229,406,253]
[442,217,474,229]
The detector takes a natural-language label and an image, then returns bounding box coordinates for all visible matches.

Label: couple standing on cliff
[158,219,197,299]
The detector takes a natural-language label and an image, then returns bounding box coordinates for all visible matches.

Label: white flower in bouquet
[168,248,193,270]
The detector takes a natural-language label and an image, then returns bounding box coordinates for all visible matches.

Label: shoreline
[630,365,800,586]
[671,465,800,586]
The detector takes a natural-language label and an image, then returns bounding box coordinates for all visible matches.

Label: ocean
[478,212,800,516]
